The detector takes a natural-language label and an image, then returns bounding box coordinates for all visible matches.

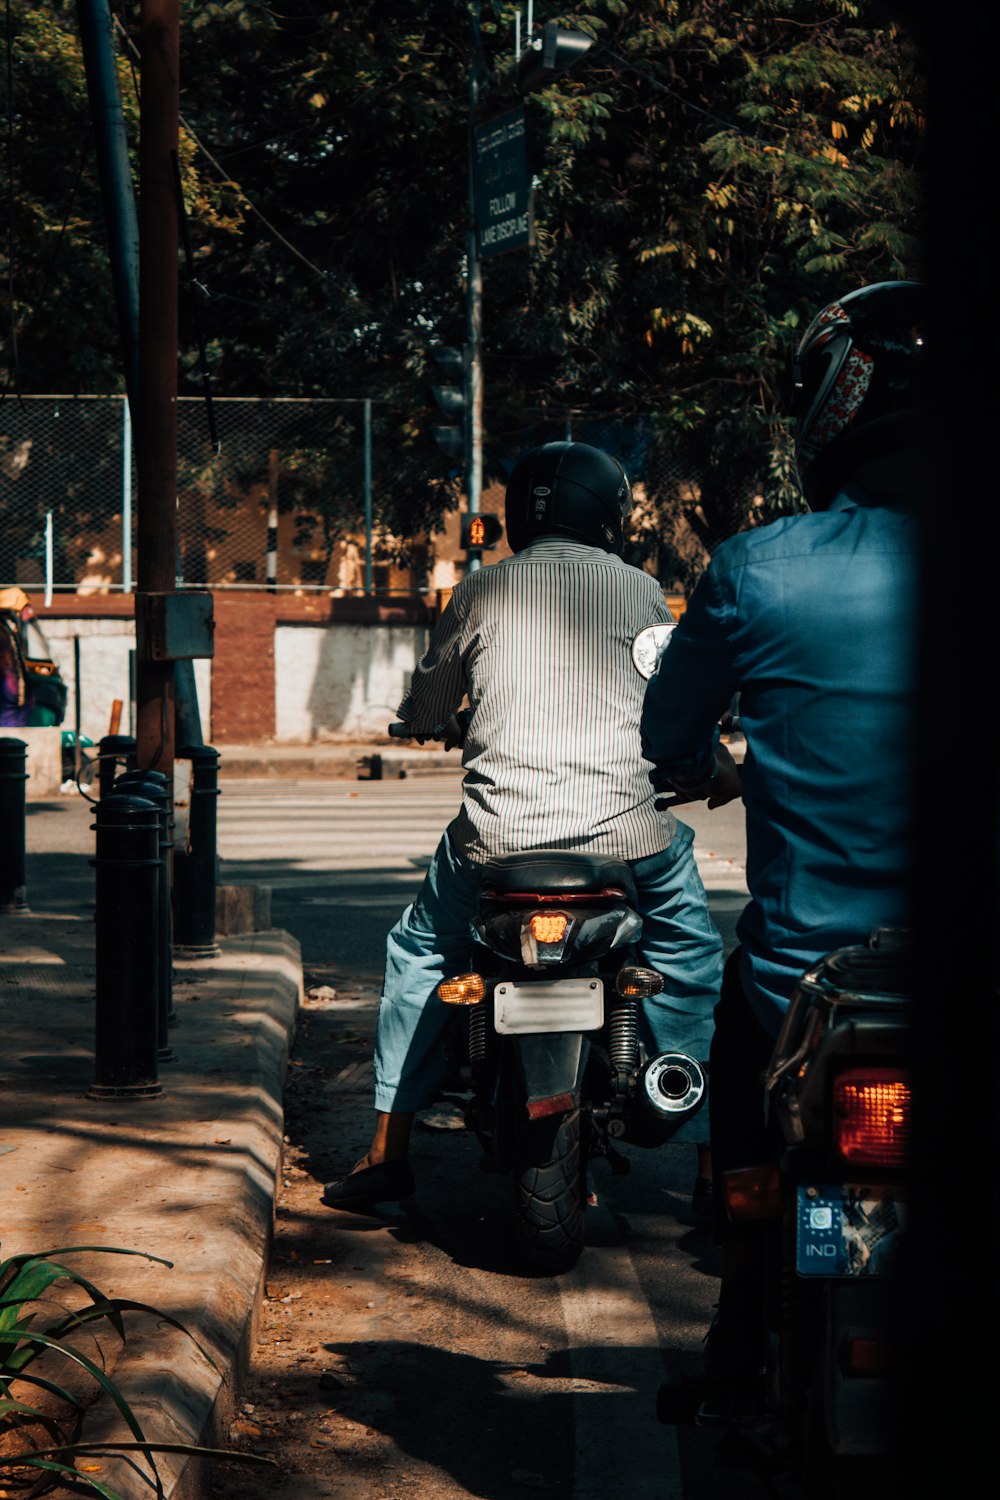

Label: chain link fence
[2,395,797,596]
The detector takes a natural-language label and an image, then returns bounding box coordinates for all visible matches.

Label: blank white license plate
[494,978,604,1035]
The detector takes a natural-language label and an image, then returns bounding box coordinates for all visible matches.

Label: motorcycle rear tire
[513,1109,585,1273]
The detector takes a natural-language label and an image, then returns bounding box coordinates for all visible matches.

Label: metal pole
[74,0,141,413]
[364,399,373,594]
[0,739,29,914]
[97,732,137,801]
[73,637,82,781]
[136,0,179,779]
[267,448,279,593]
[466,1,484,574]
[115,767,174,1056]
[89,792,162,1098]
[173,742,220,957]
[44,511,53,607]
[122,395,133,593]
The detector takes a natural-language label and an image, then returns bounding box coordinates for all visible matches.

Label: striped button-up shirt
[398,538,676,863]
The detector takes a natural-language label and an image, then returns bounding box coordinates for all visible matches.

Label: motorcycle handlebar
[388,709,470,747]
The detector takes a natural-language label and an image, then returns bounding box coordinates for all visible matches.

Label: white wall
[29,615,421,745]
[38,618,211,747]
[274,623,426,741]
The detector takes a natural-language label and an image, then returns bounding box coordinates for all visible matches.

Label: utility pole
[135,0,179,775]
[465,1,486,572]
[75,0,140,413]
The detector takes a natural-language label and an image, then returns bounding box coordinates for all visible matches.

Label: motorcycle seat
[479,850,637,905]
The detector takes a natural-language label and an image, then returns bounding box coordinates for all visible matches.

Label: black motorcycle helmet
[793,280,927,510]
[504,441,633,555]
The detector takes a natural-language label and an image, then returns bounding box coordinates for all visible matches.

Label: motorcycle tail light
[721,1164,783,1221]
[436,972,487,1006]
[842,1337,891,1377]
[834,1068,910,1168]
[616,966,663,998]
[529,912,568,944]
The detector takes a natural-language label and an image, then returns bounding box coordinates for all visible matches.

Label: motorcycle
[388,627,707,1273]
[656,925,911,1497]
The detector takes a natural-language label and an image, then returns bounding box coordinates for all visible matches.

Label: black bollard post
[173,743,220,959]
[88,792,162,1098]
[114,768,174,1058]
[97,733,138,802]
[0,738,29,914]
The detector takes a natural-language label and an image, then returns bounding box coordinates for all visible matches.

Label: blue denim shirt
[640,487,918,1037]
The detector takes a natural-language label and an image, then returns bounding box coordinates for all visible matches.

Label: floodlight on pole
[516,20,594,94]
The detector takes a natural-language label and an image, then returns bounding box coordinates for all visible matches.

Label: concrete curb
[0,920,302,1500]
[214,742,461,780]
[210,737,746,780]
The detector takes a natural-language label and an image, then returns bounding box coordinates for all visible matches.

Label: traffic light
[429,345,467,463]
[461,513,504,551]
[517,22,594,94]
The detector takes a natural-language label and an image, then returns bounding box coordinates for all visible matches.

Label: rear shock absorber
[468,1001,488,1063]
[609,997,639,1089]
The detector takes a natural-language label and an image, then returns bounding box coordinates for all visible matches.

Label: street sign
[474,106,533,259]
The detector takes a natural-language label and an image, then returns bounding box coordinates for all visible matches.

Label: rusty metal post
[135,0,179,779]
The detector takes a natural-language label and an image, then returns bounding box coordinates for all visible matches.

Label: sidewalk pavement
[0,731,746,1498]
[0,896,302,1499]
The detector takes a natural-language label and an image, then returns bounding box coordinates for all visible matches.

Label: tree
[480,0,924,552]
[2,2,924,581]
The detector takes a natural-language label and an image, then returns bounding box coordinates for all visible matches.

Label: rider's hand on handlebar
[439,713,465,750]
[706,741,742,807]
[661,742,743,809]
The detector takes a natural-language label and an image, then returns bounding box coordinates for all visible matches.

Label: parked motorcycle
[657,925,911,1496]
[388,673,707,1274]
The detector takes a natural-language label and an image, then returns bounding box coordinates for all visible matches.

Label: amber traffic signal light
[461,513,504,551]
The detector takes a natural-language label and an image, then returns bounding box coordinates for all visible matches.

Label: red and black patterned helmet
[793,280,926,509]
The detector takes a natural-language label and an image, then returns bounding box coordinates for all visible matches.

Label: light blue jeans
[373,821,724,1141]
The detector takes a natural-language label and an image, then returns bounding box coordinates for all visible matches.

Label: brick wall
[211,595,278,743]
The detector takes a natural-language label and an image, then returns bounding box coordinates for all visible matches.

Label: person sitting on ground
[321,441,725,1211]
[0,587,36,728]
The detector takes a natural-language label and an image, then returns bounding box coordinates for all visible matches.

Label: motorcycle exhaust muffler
[623,1051,707,1147]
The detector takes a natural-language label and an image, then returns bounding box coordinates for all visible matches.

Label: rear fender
[511,1032,590,1119]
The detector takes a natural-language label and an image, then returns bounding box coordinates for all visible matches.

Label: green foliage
[0,1243,271,1499]
[1,0,924,571]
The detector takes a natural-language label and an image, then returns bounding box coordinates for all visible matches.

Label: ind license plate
[494,978,604,1035]
[797,1184,905,1278]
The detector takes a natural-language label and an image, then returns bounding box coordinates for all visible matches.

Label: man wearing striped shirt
[322,442,724,1210]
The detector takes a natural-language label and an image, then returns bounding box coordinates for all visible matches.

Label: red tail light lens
[834,1068,910,1168]
[843,1337,891,1377]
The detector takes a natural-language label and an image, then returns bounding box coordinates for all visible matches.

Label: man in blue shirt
[640,280,925,1377]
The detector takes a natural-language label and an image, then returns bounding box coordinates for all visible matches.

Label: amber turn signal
[616,966,663,998]
[436,972,487,1006]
